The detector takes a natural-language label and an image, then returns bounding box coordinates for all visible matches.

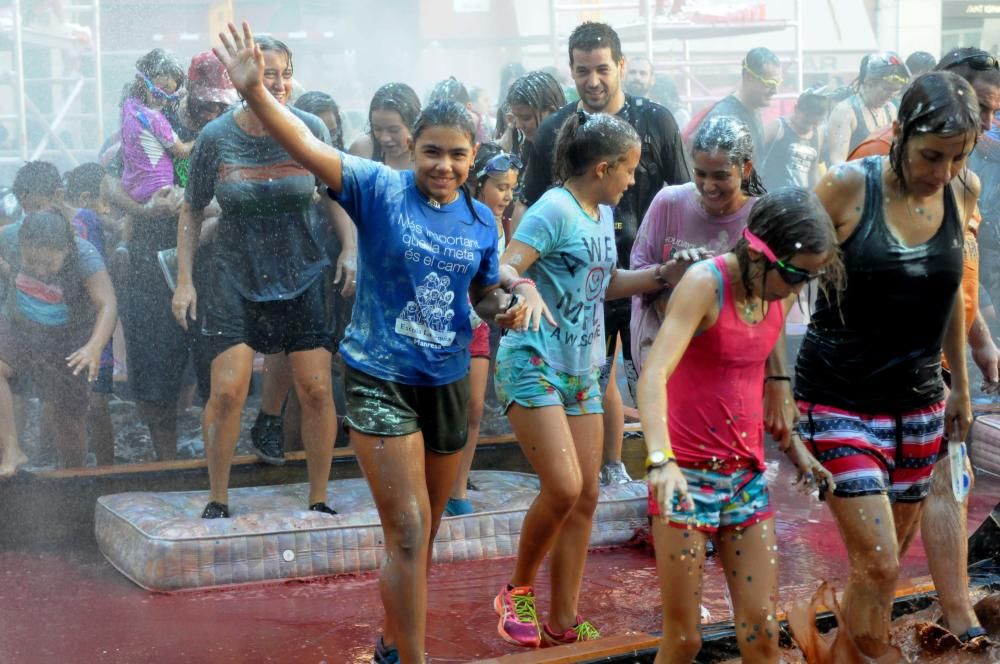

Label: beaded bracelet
[509,277,536,292]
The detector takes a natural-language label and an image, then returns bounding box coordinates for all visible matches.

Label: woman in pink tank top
[635,188,843,664]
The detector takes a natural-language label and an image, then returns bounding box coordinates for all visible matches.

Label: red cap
[187,51,238,105]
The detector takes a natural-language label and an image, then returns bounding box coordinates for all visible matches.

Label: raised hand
[213,21,265,94]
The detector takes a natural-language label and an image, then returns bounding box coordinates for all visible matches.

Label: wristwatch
[645,449,675,470]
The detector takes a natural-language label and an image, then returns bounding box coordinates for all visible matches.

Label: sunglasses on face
[477,152,523,178]
[743,63,782,88]
[141,74,181,104]
[772,258,824,285]
[951,52,1000,71]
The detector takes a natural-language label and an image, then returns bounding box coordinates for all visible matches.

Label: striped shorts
[797,401,945,503]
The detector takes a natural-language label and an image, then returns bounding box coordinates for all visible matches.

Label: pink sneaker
[493,584,541,647]
[541,616,601,647]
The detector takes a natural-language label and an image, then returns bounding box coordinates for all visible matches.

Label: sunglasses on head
[140,74,181,104]
[951,52,1000,71]
[742,62,782,88]
[742,227,824,285]
[477,152,523,179]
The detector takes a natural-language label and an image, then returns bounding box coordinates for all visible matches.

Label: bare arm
[66,270,118,381]
[348,134,374,159]
[943,290,972,440]
[604,265,669,301]
[215,23,344,193]
[171,201,205,330]
[825,101,855,166]
[491,239,556,331]
[169,139,194,160]
[324,197,357,297]
[103,174,181,221]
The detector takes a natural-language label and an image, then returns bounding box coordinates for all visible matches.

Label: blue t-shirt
[500,187,616,374]
[0,225,104,329]
[333,153,500,386]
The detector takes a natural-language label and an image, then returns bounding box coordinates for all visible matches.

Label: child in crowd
[446,143,521,516]
[64,163,117,465]
[636,188,839,664]
[216,24,541,663]
[0,211,117,476]
[631,116,763,374]
[348,82,421,171]
[120,49,192,205]
[493,111,686,648]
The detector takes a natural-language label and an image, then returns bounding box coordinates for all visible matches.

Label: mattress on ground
[971,415,1000,477]
[95,471,648,591]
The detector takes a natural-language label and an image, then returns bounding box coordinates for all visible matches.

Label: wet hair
[12,160,61,205]
[733,187,845,299]
[121,48,185,110]
[470,142,515,198]
[568,22,623,66]
[936,47,1000,90]
[853,51,910,92]
[691,116,766,196]
[367,82,421,164]
[795,88,831,117]
[889,71,980,191]
[428,77,471,106]
[255,36,293,72]
[18,210,80,275]
[498,62,526,99]
[906,51,937,77]
[505,71,567,129]
[295,91,344,151]
[64,163,106,204]
[743,47,780,79]
[412,100,487,227]
[553,111,639,183]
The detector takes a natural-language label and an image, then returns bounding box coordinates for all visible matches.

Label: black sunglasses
[771,259,823,286]
[950,52,1000,71]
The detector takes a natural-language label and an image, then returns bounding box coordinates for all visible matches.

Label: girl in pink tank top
[635,188,844,664]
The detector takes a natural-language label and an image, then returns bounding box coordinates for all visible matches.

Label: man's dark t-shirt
[521,95,691,269]
[700,94,764,160]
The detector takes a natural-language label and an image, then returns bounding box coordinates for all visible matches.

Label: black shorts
[598,298,636,395]
[202,273,333,359]
[342,364,469,454]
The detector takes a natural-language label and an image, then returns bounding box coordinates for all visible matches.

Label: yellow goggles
[743,63,782,88]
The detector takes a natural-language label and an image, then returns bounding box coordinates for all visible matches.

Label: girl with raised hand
[492,111,685,648]
[637,189,840,664]
[214,22,544,664]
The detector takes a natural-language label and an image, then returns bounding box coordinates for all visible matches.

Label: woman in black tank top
[826,52,910,164]
[792,72,980,659]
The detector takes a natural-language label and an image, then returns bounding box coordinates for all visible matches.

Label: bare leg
[548,412,604,631]
[203,344,255,505]
[718,519,780,663]
[87,393,115,465]
[0,361,27,477]
[45,401,86,468]
[353,430,432,664]
[507,405,584,589]
[652,520,708,664]
[137,400,178,462]
[425,448,465,568]
[913,457,981,636]
[826,493,914,658]
[601,335,625,468]
[288,348,335,506]
[449,357,489,501]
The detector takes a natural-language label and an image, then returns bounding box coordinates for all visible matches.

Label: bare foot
[0,448,28,478]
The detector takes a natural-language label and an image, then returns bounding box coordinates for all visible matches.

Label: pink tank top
[667,255,784,470]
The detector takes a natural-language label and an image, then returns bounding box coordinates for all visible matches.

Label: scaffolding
[0,0,104,168]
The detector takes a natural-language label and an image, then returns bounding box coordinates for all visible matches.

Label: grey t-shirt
[185,107,331,302]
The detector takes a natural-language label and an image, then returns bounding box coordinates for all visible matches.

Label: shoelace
[511,592,538,624]
[573,621,600,641]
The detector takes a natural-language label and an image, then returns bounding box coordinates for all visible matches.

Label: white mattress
[971,414,1000,478]
[95,471,649,591]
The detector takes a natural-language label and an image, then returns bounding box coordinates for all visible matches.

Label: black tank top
[848,95,891,154]
[759,117,820,190]
[795,157,964,413]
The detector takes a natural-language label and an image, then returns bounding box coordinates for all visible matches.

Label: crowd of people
[0,14,998,663]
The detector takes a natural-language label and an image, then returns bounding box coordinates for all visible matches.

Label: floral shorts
[647,464,772,533]
[494,347,603,416]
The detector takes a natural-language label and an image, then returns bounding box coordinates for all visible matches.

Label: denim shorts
[647,463,772,533]
[494,346,603,416]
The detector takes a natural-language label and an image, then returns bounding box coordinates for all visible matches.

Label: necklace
[563,185,599,219]
[423,191,459,209]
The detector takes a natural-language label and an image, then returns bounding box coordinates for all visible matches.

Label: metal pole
[645,0,654,64]
[93,0,104,148]
[12,0,29,160]
[29,80,85,163]
[682,38,691,115]
[550,0,559,68]
[796,0,804,92]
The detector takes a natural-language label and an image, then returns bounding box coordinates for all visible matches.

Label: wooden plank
[480,578,937,663]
